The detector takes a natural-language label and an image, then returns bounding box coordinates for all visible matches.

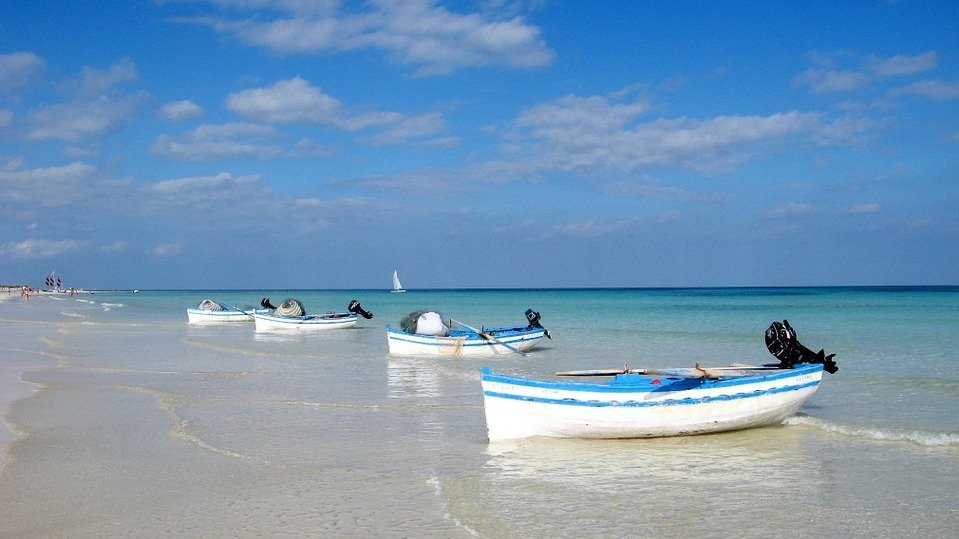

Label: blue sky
[1,1,957,289]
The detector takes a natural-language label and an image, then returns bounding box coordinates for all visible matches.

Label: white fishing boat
[252,298,373,331]
[187,299,267,323]
[391,270,406,293]
[480,320,837,441]
[386,309,549,356]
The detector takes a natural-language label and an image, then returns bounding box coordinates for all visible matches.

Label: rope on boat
[197,299,224,311]
[275,299,305,317]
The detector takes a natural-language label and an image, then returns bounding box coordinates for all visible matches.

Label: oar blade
[555,369,627,376]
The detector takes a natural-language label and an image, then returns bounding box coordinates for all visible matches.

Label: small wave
[785,416,959,447]
[60,311,86,318]
[100,302,124,308]
[428,476,480,537]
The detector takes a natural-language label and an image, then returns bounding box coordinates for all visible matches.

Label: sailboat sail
[392,270,406,293]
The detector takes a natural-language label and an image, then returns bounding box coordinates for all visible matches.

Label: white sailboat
[391,270,406,293]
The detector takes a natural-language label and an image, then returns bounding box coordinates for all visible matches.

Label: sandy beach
[1,289,956,537]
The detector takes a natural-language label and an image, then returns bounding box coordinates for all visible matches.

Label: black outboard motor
[765,319,838,374]
[525,308,551,339]
[261,297,277,310]
[348,300,374,319]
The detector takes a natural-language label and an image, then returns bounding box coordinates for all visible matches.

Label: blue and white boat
[187,299,267,324]
[253,298,373,331]
[387,309,549,356]
[481,320,838,440]
[481,363,826,440]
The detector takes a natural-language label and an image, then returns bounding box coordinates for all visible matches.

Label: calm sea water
[1,287,956,537]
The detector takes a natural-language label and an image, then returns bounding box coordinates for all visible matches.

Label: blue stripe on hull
[483,379,821,409]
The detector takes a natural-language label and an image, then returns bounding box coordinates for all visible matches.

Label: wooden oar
[450,319,528,357]
[557,364,778,378]
[221,301,255,320]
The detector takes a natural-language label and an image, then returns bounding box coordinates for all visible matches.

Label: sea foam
[786,416,959,447]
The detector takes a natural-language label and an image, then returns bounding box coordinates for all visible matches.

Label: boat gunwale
[480,363,824,393]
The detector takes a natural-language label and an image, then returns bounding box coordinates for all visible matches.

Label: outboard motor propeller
[348,300,374,319]
[261,297,277,310]
[525,308,551,339]
[765,319,837,374]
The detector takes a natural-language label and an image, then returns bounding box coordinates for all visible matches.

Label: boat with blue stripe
[480,320,838,440]
[187,299,267,323]
[252,298,373,331]
[387,309,550,356]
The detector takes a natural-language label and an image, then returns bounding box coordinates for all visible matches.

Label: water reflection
[484,426,821,492]
[387,356,442,400]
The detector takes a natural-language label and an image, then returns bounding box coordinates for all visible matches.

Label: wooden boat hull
[480,363,824,440]
[187,308,268,323]
[253,312,358,331]
[386,325,546,356]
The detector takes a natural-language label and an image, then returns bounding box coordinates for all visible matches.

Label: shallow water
[1,288,957,536]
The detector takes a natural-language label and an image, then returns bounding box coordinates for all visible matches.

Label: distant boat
[252,298,373,331]
[187,299,267,323]
[387,309,550,356]
[391,270,406,293]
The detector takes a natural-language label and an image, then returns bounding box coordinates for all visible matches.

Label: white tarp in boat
[415,311,449,336]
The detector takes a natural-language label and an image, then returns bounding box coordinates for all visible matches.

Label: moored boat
[387,309,549,356]
[480,320,838,440]
[252,298,373,331]
[187,299,268,323]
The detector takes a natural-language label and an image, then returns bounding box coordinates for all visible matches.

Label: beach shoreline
[0,292,52,471]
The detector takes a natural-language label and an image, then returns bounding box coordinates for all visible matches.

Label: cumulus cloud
[150,122,298,160]
[889,79,959,101]
[24,58,143,142]
[764,202,815,218]
[0,238,82,259]
[159,100,203,120]
[27,95,141,142]
[184,0,554,76]
[0,51,45,92]
[797,51,938,94]
[224,77,444,145]
[0,162,99,207]
[510,90,824,174]
[848,203,880,214]
[227,77,343,124]
[151,242,184,257]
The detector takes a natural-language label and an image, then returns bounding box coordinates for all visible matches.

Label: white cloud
[889,79,959,101]
[27,94,141,141]
[152,242,184,257]
[78,57,138,96]
[227,77,343,124]
[99,241,128,252]
[189,0,554,76]
[797,68,871,94]
[797,51,940,94]
[159,100,204,120]
[764,202,815,218]
[0,162,99,207]
[223,77,446,146]
[868,52,937,77]
[24,59,143,142]
[150,122,296,160]
[361,111,445,146]
[0,238,82,259]
[0,51,45,92]
[849,203,880,214]
[511,91,822,173]
[0,108,13,129]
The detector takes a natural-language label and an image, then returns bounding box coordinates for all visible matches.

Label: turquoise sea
[1,287,957,536]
